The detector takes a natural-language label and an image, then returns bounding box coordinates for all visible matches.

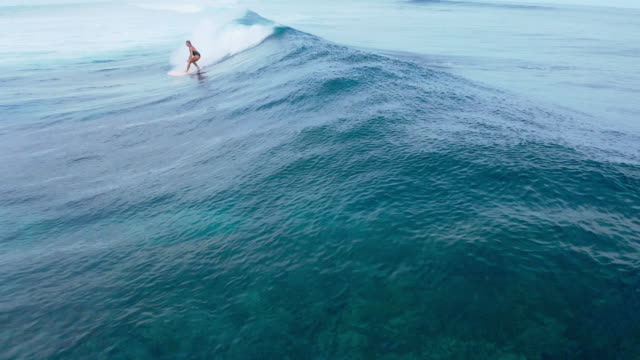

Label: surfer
[185,40,201,73]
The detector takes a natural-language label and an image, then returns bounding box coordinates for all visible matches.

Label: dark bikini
[192,50,200,57]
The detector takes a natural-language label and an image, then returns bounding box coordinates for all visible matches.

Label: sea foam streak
[135,3,204,13]
[168,12,275,74]
[134,0,239,13]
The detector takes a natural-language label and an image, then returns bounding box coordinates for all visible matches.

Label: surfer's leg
[192,56,201,71]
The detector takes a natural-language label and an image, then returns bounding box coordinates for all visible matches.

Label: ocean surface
[1,0,639,359]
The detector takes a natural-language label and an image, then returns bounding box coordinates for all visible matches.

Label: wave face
[1,3,640,360]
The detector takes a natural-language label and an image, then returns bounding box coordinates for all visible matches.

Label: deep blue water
[1,1,639,359]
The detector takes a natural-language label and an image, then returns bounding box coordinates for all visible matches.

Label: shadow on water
[194,70,207,83]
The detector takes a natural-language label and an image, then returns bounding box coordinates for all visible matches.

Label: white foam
[169,14,275,72]
[133,0,240,13]
[135,3,204,13]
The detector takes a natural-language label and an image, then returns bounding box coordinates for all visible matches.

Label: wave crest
[169,11,276,71]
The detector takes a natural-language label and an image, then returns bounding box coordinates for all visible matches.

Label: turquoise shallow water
[1,1,640,359]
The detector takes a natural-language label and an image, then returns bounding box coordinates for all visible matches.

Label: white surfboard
[167,70,192,77]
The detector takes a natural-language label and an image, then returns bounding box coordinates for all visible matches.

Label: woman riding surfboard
[185,40,201,73]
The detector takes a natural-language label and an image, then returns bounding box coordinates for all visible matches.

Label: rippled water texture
[1,1,639,359]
